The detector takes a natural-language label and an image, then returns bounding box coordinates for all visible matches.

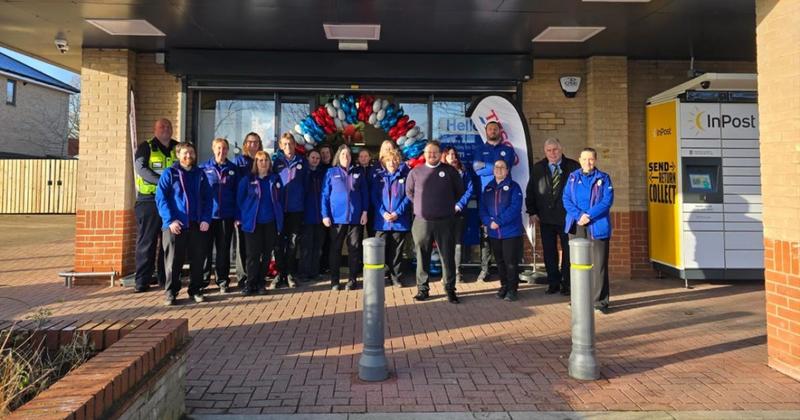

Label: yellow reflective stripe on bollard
[364,264,385,270]
[571,264,593,270]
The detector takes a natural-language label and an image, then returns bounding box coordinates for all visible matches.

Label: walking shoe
[446,290,460,304]
[595,304,610,314]
[192,294,205,303]
[476,270,489,282]
[496,287,508,299]
[331,282,341,291]
[256,287,268,296]
[133,286,149,293]
[392,278,403,288]
[164,294,176,306]
[504,290,518,302]
[413,290,429,301]
[240,288,253,296]
[287,275,298,288]
[219,285,228,294]
[344,280,357,291]
[545,285,560,295]
[268,279,280,290]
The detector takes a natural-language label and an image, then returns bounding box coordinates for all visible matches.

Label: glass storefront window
[432,100,482,164]
[197,92,275,162]
[279,101,311,146]
[398,101,429,141]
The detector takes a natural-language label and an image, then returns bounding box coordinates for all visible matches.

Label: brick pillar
[74,50,137,279]
[756,0,800,381]
[585,56,632,278]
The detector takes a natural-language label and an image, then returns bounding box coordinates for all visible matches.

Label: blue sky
[0,46,80,89]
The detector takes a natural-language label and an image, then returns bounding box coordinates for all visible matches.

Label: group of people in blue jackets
[145,120,613,309]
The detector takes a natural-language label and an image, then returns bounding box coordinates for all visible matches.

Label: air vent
[324,24,381,41]
[532,26,605,43]
[86,19,165,36]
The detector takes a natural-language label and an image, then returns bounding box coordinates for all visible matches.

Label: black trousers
[319,226,331,273]
[454,215,465,275]
[275,212,303,278]
[570,225,610,307]
[375,230,407,282]
[489,236,523,293]
[298,223,325,279]
[163,223,207,298]
[539,222,571,290]
[203,218,235,287]
[412,218,456,293]
[134,200,165,289]
[244,222,277,291]
[234,225,247,284]
[329,224,363,284]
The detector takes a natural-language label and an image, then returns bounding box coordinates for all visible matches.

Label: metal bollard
[568,238,600,380]
[358,237,389,381]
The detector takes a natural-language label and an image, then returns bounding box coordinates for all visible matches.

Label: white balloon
[405,127,419,138]
[304,133,313,144]
[377,109,386,121]
[334,118,344,131]
[326,104,336,117]
[368,113,377,125]
[295,124,303,135]
[295,135,306,145]
[397,136,408,146]
[381,99,389,110]
[373,122,382,129]
[372,100,381,113]
[337,109,345,122]
[332,98,341,109]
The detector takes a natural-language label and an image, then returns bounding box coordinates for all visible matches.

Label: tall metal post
[358,237,389,381]
[568,238,600,380]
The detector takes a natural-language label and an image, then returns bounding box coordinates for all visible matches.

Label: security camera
[54,38,69,54]
[700,80,711,90]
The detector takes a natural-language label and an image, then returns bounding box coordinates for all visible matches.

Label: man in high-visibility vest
[133,118,178,293]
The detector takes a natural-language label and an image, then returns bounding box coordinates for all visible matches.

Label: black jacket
[525,156,580,226]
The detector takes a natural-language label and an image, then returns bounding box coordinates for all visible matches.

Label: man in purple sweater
[406,140,465,303]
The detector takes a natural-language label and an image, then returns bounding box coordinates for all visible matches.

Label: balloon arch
[292,94,428,168]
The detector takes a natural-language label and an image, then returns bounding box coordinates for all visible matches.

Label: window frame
[5,79,17,106]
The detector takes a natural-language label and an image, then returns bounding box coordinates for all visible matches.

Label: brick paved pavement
[0,216,798,415]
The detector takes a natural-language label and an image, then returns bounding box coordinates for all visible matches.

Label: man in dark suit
[525,138,580,295]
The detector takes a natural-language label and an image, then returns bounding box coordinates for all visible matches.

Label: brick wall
[756,0,800,381]
[74,49,137,275]
[135,53,183,145]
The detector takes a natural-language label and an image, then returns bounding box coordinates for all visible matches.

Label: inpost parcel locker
[645,73,763,284]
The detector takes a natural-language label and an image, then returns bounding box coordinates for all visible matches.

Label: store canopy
[0,0,756,74]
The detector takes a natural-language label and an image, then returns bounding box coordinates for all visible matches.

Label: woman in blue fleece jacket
[321,144,369,291]
[236,151,284,295]
[156,142,213,306]
[371,149,412,287]
[479,159,524,301]
[562,147,614,313]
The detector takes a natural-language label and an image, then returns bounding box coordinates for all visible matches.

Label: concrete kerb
[189,411,800,420]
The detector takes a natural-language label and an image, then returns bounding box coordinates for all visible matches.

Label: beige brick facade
[135,53,183,145]
[757,0,800,381]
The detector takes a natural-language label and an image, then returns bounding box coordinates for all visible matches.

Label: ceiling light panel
[324,24,380,41]
[86,19,165,36]
[532,26,606,43]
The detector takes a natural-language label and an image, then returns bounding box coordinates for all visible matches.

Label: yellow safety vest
[136,139,176,195]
